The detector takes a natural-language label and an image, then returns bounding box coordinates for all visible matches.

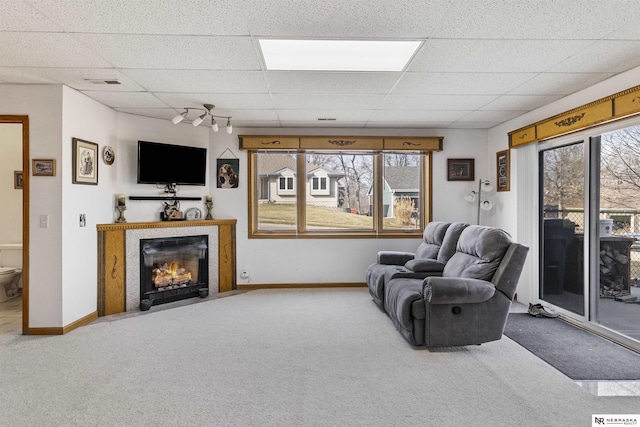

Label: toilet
[0,243,22,303]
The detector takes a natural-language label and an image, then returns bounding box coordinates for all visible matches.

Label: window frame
[248,150,432,238]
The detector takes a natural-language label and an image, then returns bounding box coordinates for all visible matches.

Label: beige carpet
[1,288,638,426]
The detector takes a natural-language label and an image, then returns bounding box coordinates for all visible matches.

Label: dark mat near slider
[504,313,640,380]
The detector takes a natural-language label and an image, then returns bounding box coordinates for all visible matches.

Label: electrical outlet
[79,214,86,227]
[39,215,49,228]
[240,270,249,279]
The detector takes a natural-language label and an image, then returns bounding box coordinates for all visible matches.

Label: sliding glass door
[594,126,640,342]
[539,142,585,315]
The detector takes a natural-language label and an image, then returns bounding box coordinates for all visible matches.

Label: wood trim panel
[240,135,300,150]
[383,137,443,151]
[300,136,383,150]
[509,125,536,148]
[218,224,236,292]
[96,219,236,231]
[98,229,126,316]
[614,86,640,118]
[536,100,613,140]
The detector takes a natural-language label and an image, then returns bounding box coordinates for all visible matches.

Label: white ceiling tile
[83,91,169,108]
[0,32,112,67]
[393,73,537,95]
[433,0,635,39]
[225,110,278,121]
[156,93,275,110]
[458,110,527,123]
[276,109,374,122]
[0,68,58,84]
[369,110,470,122]
[480,95,564,111]
[280,121,366,128]
[233,121,282,128]
[446,122,497,129]
[409,40,592,73]
[121,70,270,93]
[266,72,401,94]
[0,0,61,31]
[379,95,498,110]
[115,108,178,121]
[271,94,386,110]
[244,0,453,38]
[548,41,640,73]
[80,35,261,70]
[0,68,145,91]
[509,73,615,96]
[27,0,250,35]
[365,121,452,128]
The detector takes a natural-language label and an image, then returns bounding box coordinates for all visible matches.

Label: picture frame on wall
[447,158,475,181]
[72,138,98,185]
[32,159,56,176]
[14,171,23,189]
[216,158,239,188]
[496,149,510,192]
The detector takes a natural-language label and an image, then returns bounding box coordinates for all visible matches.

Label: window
[250,150,431,237]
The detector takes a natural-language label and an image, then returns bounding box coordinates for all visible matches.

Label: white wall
[60,86,118,325]
[208,127,488,285]
[0,123,22,244]
[0,84,64,328]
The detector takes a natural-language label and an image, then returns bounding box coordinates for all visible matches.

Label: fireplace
[140,235,208,310]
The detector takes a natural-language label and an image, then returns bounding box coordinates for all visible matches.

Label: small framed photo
[32,159,56,177]
[496,149,510,192]
[216,158,239,188]
[72,138,98,185]
[447,158,475,181]
[14,171,23,189]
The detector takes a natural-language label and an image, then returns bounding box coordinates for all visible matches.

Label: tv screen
[137,140,207,186]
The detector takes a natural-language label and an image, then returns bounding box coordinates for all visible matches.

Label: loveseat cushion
[442,226,512,281]
[404,258,445,273]
[376,251,415,265]
[414,221,451,260]
[424,277,495,304]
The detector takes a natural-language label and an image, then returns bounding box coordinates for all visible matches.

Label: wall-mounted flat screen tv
[137,140,207,186]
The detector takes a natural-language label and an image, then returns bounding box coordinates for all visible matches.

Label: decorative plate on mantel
[103,146,115,165]
[185,207,203,220]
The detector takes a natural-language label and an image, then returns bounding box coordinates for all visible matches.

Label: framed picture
[496,149,510,192]
[72,138,98,185]
[14,171,23,189]
[447,158,474,181]
[32,159,56,176]
[216,158,239,188]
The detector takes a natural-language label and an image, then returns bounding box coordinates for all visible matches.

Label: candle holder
[115,205,127,223]
[204,201,213,220]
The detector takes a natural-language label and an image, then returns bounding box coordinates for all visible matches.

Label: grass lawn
[257,203,419,229]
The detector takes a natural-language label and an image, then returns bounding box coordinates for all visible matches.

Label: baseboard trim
[237,282,366,290]
[26,311,99,335]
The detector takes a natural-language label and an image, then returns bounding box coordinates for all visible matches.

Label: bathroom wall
[0,123,22,245]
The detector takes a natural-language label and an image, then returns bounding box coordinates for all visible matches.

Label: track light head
[226,118,233,134]
[171,110,187,124]
[211,117,219,132]
[192,112,206,127]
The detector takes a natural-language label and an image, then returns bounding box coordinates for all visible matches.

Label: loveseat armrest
[404,258,445,273]
[423,277,495,305]
[377,251,415,265]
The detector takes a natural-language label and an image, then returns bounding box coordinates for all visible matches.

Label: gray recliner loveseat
[366,221,468,309]
[383,225,529,347]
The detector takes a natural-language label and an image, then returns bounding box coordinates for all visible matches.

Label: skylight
[259,39,422,72]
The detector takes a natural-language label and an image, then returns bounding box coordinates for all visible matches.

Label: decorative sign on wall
[496,149,510,192]
[72,138,98,185]
[216,148,239,189]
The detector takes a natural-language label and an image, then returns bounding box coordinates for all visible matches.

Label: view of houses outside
[255,152,423,231]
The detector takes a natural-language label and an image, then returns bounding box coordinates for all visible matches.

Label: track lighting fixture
[170,103,233,133]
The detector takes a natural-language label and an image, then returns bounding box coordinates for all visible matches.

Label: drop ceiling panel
[433,0,633,40]
[480,95,564,111]
[0,32,112,67]
[408,39,592,73]
[271,94,386,110]
[509,72,615,96]
[80,35,261,70]
[222,110,278,121]
[548,41,640,73]
[458,110,527,123]
[83,91,169,108]
[114,108,179,121]
[265,72,401,94]
[276,109,374,122]
[280,121,366,128]
[369,110,469,122]
[0,1,61,31]
[229,121,282,128]
[27,0,250,35]
[393,73,537,95]
[448,122,499,129]
[121,70,270,93]
[379,94,498,111]
[244,0,452,38]
[0,67,145,91]
[0,68,58,84]
[365,121,453,128]
[156,93,276,110]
